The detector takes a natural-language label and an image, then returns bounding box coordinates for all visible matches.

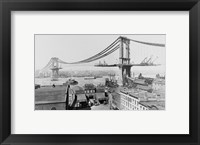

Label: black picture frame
[0,0,199,145]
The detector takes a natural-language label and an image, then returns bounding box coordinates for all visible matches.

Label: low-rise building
[110,87,165,110]
[84,84,96,98]
[35,85,91,110]
[68,85,91,110]
[139,101,165,110]
[153,89,165,101]
[120,91,148,110]
[35,86,66,110]
[133,78,153,92]
[111,92,121,110]
[152,79,165,91]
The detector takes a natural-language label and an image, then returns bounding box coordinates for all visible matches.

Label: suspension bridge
[39,36,165,85]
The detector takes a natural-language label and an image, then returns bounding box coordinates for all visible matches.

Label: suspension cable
[58,44,120,64]
[128,38,165,47]
[82,45,120,63]
[40,36,165,70]
[40,58,53,71]
[58,37,120,64]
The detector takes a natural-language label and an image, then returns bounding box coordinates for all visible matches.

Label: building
[139,101,165,110]
[35,86,66,110]
[83,83,107,103]
[153,89,165,101]
[120,91,165,110]
[35,85,91,110]
[111,92,121,110]
[120,91,148,110]
[84,83,96,99]
[152,79,165,91]
[96,86,108,103]
[110,86,165,110]
[133,78,153,92]
[68,85,91,110]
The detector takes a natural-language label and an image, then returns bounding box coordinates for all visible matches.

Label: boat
[84,76,96,80]
[64,79,78,85]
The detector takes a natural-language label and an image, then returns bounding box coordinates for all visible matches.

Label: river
[35,65,165,86]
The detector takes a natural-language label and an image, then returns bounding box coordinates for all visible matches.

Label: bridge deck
[94,63,160,67]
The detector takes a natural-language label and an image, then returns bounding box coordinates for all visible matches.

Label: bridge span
[39,36,165,85]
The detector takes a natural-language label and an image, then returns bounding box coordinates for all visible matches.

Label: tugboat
[66,78,78,85]
[63,78,78,86]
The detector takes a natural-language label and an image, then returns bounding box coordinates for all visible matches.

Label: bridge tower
[50,57,62,81]
[118,37,133,86]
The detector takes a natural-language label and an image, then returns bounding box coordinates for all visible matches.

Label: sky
[35,34,166,70]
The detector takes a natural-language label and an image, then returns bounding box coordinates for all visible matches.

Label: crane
[140,57,148,64]
[149,56,158,65]
[146,55,153,64]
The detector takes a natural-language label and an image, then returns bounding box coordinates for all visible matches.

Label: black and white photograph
[35,34,166,110]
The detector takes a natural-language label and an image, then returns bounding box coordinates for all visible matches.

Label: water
[35,76,107,87]
[131,65,165,77]
[35,65,165,86]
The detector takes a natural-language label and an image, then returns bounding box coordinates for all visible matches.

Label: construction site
[35,35,165,110]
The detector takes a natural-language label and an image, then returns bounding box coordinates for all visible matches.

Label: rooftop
[136,85,152,91]
[35,86,66,103]
[134,79,146,85]
[35,85,86,104]
[153,79,165,85]
[70,85,85,94]
[139,101,165,110]
[134,78,154,85]
[84,83,96,89]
